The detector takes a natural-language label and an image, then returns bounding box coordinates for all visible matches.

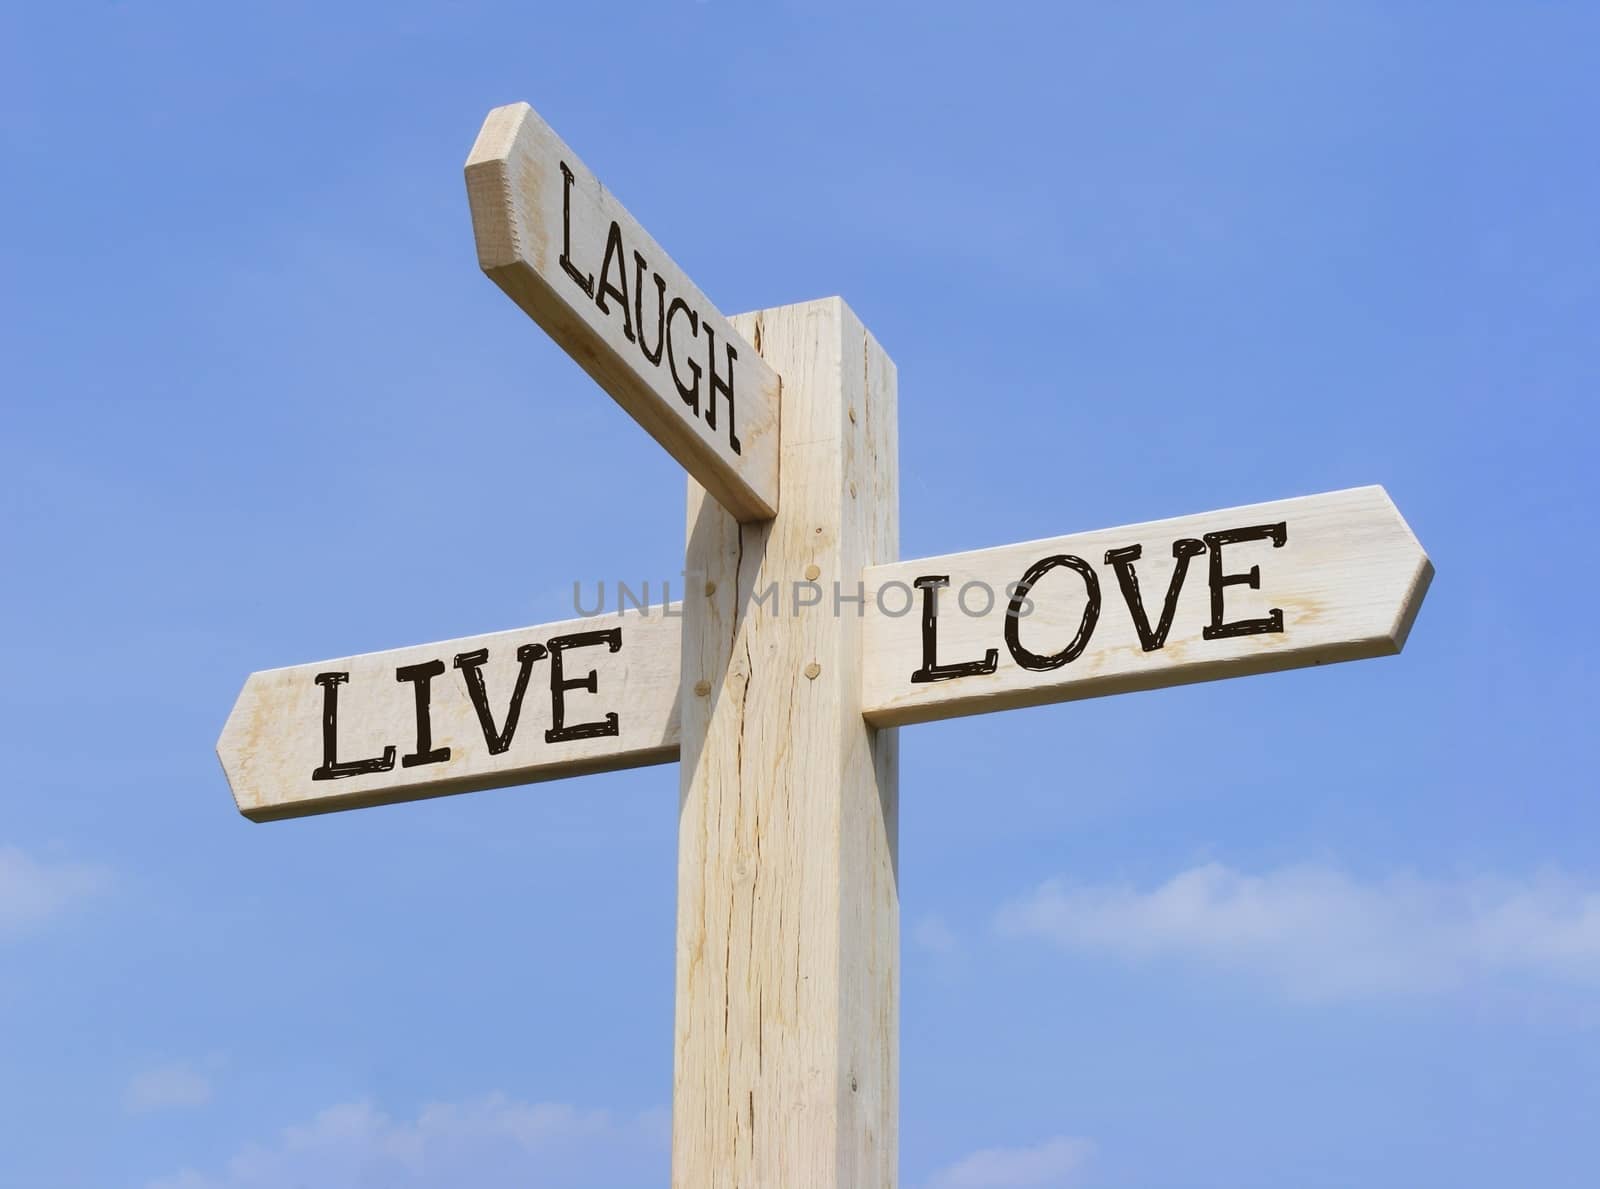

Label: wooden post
[674,298,900,1186]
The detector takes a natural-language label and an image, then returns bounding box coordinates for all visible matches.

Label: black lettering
[1104,538,1206,652]
[558,162,594,298]
[633,252,667,366]
[593,221,636,342]
[453,643,548,755]
[310,672,395,781]
[546,630,622,743]
[702,322,742,454]
[909,576,997,683]
[1004,555,1101,671]
[666,298,701,411]
[395,659,450,768]
[1202,522,1288,640]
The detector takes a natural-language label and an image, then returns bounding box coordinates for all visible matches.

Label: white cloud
[126,1065,213,1114]
[927,1136,1094,1189]
[0,845,107,938]
[913,913,960,956]
[998,862,1600,999]
[147,1094,668,1189]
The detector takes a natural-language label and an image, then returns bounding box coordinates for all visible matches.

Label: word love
[910,522,1285,683]
[860,486,1432,726]
[466,102,781,522]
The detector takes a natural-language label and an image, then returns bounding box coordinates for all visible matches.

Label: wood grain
[674,298,899,1186]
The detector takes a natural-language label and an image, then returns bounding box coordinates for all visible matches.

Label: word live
[218,100,1433,1187]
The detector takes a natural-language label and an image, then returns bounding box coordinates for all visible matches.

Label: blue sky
[3,1,1597,1185]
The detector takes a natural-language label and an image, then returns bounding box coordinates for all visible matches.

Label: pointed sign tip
[1369,485,1433,653]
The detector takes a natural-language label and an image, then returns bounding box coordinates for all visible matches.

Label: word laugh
[558,162,744,454]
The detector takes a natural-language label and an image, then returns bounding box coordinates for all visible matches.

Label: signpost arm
[859,486,1432,727]
[674,298,900,1186]
[465,103,782,522]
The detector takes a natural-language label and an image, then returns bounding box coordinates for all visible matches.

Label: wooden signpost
[218,100,1433,1187]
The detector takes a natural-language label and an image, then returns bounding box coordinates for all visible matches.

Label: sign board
[861,485,1432,726]
[218,608,680,821]
[465,102,781,522]
[218,100,1438,1187]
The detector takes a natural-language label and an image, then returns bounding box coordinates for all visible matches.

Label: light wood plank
[861,485,1432,727]
[674,298,899,1186]
[465,102,781,522]
[218,608,681,822]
